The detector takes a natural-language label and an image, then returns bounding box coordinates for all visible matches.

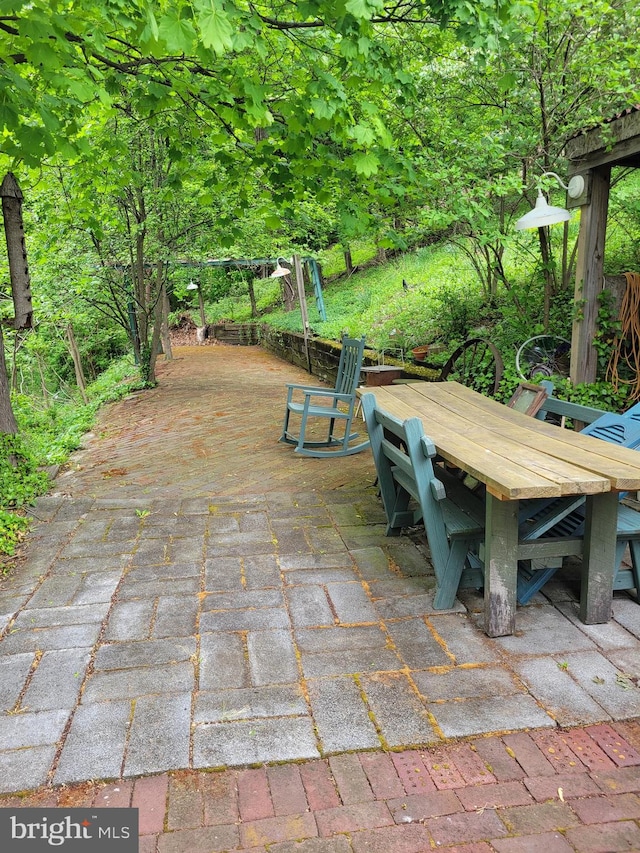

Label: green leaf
[158,13,197,54]
[497,72,517,93]
[352,151,379,176]
[345,0,383,20]
[195,0,234,55]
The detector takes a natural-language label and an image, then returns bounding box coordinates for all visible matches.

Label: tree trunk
[66,322,89,404]
[248,277,258,318]
[0,325,18,434]
[344,248,353,274]
[160,279,173,361]
[0,172,33,330]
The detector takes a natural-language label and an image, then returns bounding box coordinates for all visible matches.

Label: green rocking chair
[279,336,370,457]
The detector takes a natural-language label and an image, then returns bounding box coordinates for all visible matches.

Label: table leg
[580,491,618,624]
[484,495,519,637]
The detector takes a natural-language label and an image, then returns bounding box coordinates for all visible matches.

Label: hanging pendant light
[270,258,291,278]
[515,173,585,231]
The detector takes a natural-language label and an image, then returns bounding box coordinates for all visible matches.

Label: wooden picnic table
[360,381,640,637]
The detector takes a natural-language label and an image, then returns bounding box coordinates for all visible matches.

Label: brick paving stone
[360,672,438,747]
[328,753,374,804]
[474,736,527,782]
[199,631,249,690]
[194,684,307,723]
[103,599,156,641]
[349,822,434,853]
[286,585,334,627]
[412,665,517,700]
[449,743,496,785]
[94,638,196,670]
[268,838,352,853]
[201,771,239,825]
[83,661,195,702]
[359,752,405,799]
[124,692,192,776]
[560,727,618,771]
[613,718,640,753]
[524,771,601,802]
[194,717,319,766]
[586,721,640,766]
[0,652,34,711]
[514,657,607,726]
[426,808,509,846]
[93,781,135,808]
[157,825,240,853]
[502,732,556,777]
[133,773,169,835]
[386,789,463,822]
[267,764,309,816]
[530,730,587,774]
[500,800,580,835]
[491,831,575,852]
[306,676,380,752]
[0,744,57,792]
[420,746,467,789]
[390,750,437,794]
[456,780,533,812]
[241,813,318,848]
[154,595,199,638]
[55,699,131,784]
[429,694,555,739]
[315,801,393,836]
[237,767,274,822]
[570,791,640,824]
[299,760,341,811]
[591,765,640,794]
[247,628,299,685]
[167,773,205,830]
[565,820,640,852]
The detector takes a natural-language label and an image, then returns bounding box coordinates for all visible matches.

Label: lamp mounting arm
[539,171,585,199]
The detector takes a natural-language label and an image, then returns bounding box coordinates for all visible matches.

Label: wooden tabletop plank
[360,389,568,500]
[370,386,610,495]
[400,382,640,490]
[358,383,640,498]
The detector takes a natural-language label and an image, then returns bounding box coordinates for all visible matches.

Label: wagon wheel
[439,338,504,396]
[516,335,571,381]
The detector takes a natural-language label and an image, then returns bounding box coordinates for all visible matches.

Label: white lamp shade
[515,190,571,230]
[186,281,198,290]
[270,262,291,278]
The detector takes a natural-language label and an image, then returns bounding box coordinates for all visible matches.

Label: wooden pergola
[565,106,640,384]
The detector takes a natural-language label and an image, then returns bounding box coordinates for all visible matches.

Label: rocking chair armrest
[285,382,327,392]
[300,389,352,402]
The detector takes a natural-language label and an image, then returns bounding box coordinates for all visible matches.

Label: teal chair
[361,392,484,609]
[280,336,370,457]
[517,411,640,603]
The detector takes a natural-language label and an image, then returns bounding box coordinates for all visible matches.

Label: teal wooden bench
[361,392,484,609]
[280,335,370,457]
[516,386,640,603]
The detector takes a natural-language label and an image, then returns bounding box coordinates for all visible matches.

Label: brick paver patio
[1,343,639,851]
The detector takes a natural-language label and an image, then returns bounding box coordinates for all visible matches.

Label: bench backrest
[534,380,607,425]
[360,392,450,557]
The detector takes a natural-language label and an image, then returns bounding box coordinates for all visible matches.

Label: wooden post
[293,254,311,373]
[484,494,519,637]
[0,172,33,330]
[570,166,611,385]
